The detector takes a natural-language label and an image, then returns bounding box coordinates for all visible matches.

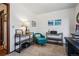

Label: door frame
[0,10,4,45]
[2,3,10,53]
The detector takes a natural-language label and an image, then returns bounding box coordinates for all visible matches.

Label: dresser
[65,37,79,56]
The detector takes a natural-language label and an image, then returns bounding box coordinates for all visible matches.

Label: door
[0,10,4,46]
[0,4,10,55]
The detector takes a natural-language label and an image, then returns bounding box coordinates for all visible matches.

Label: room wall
[10,3,39,52]
[69,4,79,34]
[10,3,79,52]
[69,4,79,36]
[36,8,75,43]
[75,4,79,24]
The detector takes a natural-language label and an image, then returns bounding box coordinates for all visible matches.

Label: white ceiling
[22,3,77,15]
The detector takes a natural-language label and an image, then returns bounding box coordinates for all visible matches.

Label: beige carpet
[7,44,66,56]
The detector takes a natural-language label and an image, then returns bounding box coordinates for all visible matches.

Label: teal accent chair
[34,33,47,45]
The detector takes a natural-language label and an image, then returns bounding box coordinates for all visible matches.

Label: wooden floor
[0,46,7,56]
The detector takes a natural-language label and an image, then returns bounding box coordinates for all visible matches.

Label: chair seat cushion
[37,37,46,40]
[47,35,62,39]
[35,34,41,38]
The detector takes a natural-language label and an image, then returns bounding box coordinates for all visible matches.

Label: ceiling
[22,3,77,15]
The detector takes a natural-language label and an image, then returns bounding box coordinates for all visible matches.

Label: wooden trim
[2,3,10,54]
[7,3,10,54]
[0,10,4,45]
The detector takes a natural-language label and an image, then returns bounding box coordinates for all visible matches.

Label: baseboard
[47,42,63,46]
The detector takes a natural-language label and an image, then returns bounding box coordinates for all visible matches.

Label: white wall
[69,4,79,35]
[10,3,79,52]
[70,4,79,33]
[10,3,38,52]
[36,8,75,43]
[75,4,79,24]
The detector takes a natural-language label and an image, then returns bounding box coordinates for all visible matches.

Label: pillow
[50,31,57,34]
[35,34,41,38]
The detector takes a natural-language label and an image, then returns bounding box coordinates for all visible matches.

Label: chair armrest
[40,34,45,38]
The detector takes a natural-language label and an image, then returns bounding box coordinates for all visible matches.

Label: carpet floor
[7,44,66,56]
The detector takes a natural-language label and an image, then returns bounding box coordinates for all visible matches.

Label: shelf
[15,39,30,45]
[71,33,79,36]
[15,29,33,53]
[15,47,23,53]
[15,43,31,53]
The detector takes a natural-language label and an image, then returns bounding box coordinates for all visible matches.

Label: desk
[65,37,79,56]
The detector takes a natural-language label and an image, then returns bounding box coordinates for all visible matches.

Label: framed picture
[48,20,53,26]
[55,19,61,26]
[32,21,36,27]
